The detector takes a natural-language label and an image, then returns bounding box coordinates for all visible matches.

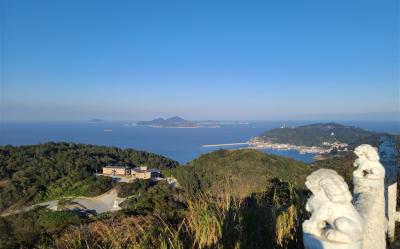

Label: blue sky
[1,0,399,121]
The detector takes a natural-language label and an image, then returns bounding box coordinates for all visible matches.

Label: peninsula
[250,123,384,154]
[203,123,387,155]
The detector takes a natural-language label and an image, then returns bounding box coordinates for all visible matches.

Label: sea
[0,120,399,164]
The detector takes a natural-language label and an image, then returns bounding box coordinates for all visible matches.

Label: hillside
[0,144,366,249]
[256,123,383,148]
[169,149,313,197]
[0,145,310,249]
[0,142,179,212]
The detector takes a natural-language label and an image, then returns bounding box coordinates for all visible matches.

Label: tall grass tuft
[184,181,243,249]
[275,204,298,247]
[185,192,225,249]
[55,215,184,249]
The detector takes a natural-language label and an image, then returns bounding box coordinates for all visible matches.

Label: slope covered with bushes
[258,123,382,148]
[0,142,179,212]
[0,143,369,249]
[169,149,313,197]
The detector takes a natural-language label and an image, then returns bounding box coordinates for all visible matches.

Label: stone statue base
[303,234,361,249]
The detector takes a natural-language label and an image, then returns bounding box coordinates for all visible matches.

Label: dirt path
[71,188,124,214]
[1,188,126,217]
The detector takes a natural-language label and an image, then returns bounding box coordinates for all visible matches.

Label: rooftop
[103,165,131,169]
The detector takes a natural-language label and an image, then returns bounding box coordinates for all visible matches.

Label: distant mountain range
[256,123,384,148]
[136,116,220,128]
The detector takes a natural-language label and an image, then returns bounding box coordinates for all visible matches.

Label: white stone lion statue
[353,144,385,180]
[303,169,363,244]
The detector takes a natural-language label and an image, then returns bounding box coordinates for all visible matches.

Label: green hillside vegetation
[0,142,178,212]
[37,173,113,201]
[0,145,314,249]
[0,208,84,248]
[0,143,377,249]
[168,149,313,197]
[0,178,186,249]
[121,181,187,221]
[49,176,303,249]
[117,179,153,198]
[258,123,383,148]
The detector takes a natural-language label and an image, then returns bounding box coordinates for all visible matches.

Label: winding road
[1,188,126,217]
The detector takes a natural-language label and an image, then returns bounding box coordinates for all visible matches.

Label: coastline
[247,142,331,154]
[247,136,349,154]
[202,138,349,155]
[201,141,330,154]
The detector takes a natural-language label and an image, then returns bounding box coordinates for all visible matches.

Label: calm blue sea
[0,121,399,164]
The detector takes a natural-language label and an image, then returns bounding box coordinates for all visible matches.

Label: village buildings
[102,165,161,180]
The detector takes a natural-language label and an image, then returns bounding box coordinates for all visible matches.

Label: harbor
[202,138,348,155]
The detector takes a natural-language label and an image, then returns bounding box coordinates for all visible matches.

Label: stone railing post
[352,144,386,249]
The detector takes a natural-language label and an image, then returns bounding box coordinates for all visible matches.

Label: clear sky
[1,0,399,121]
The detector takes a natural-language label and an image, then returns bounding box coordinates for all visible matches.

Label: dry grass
[55,181,301,249]
[55,216,184,249]
[275,204,298,247]
[185,193,228,249]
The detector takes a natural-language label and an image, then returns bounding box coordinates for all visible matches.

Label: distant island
[249,123,384,153]
[136,116,220,128]
[88,118,104,122]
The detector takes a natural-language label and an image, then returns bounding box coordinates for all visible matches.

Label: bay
[0,120,398,164]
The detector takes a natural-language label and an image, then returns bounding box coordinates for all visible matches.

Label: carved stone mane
[303,169,363,249]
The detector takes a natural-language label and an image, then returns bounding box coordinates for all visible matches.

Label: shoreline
[247,143,331,154]
[248,137,349,154]
[202,139,346,155]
